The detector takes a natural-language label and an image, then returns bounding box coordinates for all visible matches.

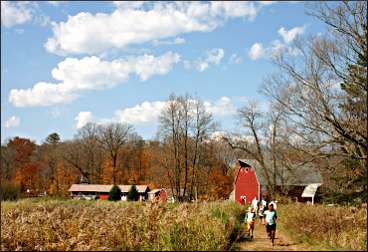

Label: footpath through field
[235,221,310,251]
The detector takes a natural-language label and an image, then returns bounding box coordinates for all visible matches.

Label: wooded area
[1,2,366,204]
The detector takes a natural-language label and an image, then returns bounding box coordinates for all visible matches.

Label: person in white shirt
[244,207,257,239]
[251,197,258,212]
[269,200,278,210]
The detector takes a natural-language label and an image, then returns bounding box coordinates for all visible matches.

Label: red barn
[233,159,323,205]
[148,188,167,202]
[234,159,260,205]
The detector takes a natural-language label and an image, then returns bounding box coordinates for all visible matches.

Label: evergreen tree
[108,185,121,201]
[45,132,61,145]
[127,184,138,201]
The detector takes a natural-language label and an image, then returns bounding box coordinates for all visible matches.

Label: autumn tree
[42,133,61,194]
[98,123,134,184]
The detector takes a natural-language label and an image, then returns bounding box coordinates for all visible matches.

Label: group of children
[243,197,278,246]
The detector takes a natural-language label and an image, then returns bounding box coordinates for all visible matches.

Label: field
[1,199,367,251]
[1,198,244,251]
[277,203,367,251]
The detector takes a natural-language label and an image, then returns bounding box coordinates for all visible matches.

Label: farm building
[68,184,150,201]
[232,159,323,205]
[148,188,167,202]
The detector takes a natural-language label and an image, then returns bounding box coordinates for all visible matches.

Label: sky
[1,1,328,144]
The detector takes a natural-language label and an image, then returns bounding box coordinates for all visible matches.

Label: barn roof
[238,159,323,186]
[68,184,149,193]
[148,188,165,194]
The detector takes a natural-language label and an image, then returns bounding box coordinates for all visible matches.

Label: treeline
[0,95,237,201]
[1,2,366,204]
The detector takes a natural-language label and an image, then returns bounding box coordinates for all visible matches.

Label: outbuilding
[68,184,150,201]
[148,188,167,202]
[233,159,323,205]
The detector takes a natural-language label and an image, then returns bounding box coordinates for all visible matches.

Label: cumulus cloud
[204,96,237,116]
[47,1,68,6]
[80,96,238,128]
[45,2,258,55]
[9,52,181,107]
[248,25,306,60]
[112,1,145,10]
[259,1,277,5]
[278,26,305,43]
[248,43,265,60]
[4,115,20,128]
[75,111,94,129]
[1,1,32,28]
[185,48,225,72]
[115,101,167,124]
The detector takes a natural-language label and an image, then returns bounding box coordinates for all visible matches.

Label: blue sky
[1,1,327,144]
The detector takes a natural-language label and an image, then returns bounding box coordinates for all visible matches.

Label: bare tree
[62,123,104,184]
[98,123,133,184]
[158,93,215,201]
[224,102,277,195]
[261,1,367,198]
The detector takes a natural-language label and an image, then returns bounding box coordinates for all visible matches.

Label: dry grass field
[2,199,366,251]
[277,203,367,251]
[1,199,243,251]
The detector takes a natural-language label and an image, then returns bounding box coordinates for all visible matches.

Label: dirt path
[235,221,309,251]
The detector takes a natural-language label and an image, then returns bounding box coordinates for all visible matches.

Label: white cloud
[228,53,243,64]
[259,1,277,5]
[115,101,167,124]
[204,96,237,116]
[189,48,224,72]
[45,2,258,55]
[278,26,305,43]
[47,1,68,6]
[83,96,238,127]
[248,25,306,60]
[9,52,181,107]
[1,1,32,28]
[153,37,186,46]
[248,43,265,60]
[210,131,227,141]
[75,111,94,129]
[112,1,145,10]
[4,116,20,128]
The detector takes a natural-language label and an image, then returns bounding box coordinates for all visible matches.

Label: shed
[234,159,323,205]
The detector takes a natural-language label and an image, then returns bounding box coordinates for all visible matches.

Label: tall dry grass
[278,203,367,251]
[1,199,243,251]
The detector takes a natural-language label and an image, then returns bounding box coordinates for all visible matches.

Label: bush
[108,185,121,201]
[1,182,20,201]
[127,184,138,201]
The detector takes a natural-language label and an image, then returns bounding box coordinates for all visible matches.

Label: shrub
[127,184,138,201]
[108,185,121,201]
[1,182,20,201]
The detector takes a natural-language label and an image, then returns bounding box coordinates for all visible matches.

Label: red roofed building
[68,184,150,201]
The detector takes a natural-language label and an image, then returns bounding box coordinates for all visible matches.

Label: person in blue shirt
[263,203,277,246]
